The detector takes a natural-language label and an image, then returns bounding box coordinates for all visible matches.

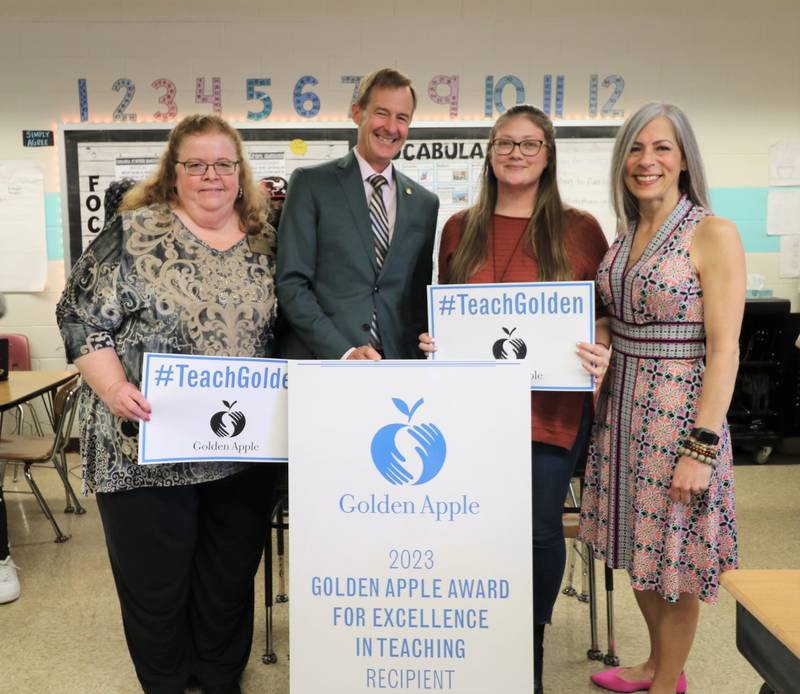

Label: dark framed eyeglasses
[490,139,545,156]
[176,159,240,176]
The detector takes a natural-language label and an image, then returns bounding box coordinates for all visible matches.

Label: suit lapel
[336,152,378,273]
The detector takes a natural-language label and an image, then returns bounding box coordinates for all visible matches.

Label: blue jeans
[532,398,590,624]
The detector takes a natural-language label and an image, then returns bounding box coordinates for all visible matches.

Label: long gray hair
[610,102,710,233]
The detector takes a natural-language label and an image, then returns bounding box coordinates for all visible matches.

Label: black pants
[96,467,274,694]
[531,397,591,625]
[0,486,9,558]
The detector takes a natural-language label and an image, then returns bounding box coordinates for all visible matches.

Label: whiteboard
[0,161,47,292]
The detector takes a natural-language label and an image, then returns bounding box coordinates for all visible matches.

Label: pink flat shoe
[590,667,688,693]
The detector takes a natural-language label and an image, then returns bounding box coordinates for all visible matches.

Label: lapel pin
[405,187,413,196]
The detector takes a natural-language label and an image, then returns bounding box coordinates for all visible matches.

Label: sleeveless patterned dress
[578,196,738,603]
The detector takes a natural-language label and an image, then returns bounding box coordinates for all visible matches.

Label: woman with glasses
[57,114,276,694]
[579,104,744,694]
[419,104,611,694]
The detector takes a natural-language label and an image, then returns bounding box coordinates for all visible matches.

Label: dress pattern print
[579,196,738,603]
[57,204,277,494]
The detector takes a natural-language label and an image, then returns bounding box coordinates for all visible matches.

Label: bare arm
[690,216,745,430]
[669,216,745,503]
[74,348,151,421]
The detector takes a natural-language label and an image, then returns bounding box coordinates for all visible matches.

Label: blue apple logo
[370,398,447,486]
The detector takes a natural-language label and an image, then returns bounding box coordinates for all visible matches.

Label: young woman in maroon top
[419,104,611,694]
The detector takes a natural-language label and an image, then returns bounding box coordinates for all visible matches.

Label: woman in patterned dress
[579,103,745,694]
[57,115,277,694]
[419,104,612,694]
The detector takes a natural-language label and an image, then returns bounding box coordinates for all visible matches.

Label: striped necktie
[367,174,390,348]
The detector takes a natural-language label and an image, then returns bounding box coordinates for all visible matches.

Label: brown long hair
[445,104,570,283]
[120,114,268,236]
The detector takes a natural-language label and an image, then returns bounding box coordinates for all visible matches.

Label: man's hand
[347,345,383,361]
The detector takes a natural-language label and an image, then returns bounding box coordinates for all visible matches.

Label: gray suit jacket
[276,151,439,359]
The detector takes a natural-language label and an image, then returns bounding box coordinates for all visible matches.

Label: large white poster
[289,360,533,694]
[0,160,47,292]
[427,281,596,391]
[138,353,288,464]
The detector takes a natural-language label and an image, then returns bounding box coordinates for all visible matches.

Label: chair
[562,453,619,667]
[263,463,289,665]
[0,375,84,543]
[0,334,44,484]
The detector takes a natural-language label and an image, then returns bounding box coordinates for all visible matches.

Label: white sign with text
[289,360,532,694]
[428,281,596,391]
[138,353,288,465]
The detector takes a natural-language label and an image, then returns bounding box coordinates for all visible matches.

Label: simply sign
[427,281,596,391]
[22,130,54,147]
[138,352,288,464]
[289,360,533,694]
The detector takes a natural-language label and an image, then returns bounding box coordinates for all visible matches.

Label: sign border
[427,280,596,391]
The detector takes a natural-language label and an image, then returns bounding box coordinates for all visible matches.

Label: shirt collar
[353,147,394,187]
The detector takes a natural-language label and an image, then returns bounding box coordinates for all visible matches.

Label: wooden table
[0,370,76,413]
[721,569,800,694]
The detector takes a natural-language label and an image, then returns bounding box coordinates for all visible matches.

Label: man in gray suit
[276,68,439,360]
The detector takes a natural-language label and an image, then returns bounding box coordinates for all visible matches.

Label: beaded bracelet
[684,437,718,457]
[678,444,717,468]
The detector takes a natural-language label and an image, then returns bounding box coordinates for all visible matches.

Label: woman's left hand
[668,456,713,505]
[576,341,611,379]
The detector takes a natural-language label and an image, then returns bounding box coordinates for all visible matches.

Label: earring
[237,187,243,199]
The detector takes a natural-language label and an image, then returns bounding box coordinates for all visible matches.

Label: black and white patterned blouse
[57,203,277,494]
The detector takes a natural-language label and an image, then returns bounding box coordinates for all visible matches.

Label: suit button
[361,323,370,332]
[373,286,380,293]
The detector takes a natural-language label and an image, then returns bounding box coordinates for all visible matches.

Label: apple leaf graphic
[392,398,410,418]
[408,398,424,421]
[223,400,231,409]
[392,397,424,422]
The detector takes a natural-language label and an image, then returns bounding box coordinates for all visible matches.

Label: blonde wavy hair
[120,114,268,236]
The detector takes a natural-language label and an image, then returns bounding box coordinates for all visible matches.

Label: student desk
[0,370,76,413]
[721,569,800,694]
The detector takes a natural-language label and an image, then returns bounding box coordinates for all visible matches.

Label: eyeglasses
[176,160,240,176]
[490,139,545,156]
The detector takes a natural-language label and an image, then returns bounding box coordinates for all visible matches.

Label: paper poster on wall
[0,161,47,292]
[767,187,800,235]
[769,141,800,187]
[779,235,800,278]
[249,151,286,179]
[289,360,533,694]
[115,155,160,180]
[556,139,616,238]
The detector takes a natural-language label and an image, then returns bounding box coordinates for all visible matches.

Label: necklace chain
[491,216,530,283]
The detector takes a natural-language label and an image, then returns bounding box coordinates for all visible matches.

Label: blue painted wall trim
[709,187,778,253]
[44,192,63,261]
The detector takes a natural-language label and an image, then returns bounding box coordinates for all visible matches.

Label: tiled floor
[1,454,798,693]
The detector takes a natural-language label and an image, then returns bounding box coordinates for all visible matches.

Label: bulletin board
[60,122,619,270]
[60,123,357,268]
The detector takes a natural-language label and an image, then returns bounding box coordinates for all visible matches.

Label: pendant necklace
[491,216,530,283]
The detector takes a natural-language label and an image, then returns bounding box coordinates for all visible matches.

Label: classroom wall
[1,0,799,367]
